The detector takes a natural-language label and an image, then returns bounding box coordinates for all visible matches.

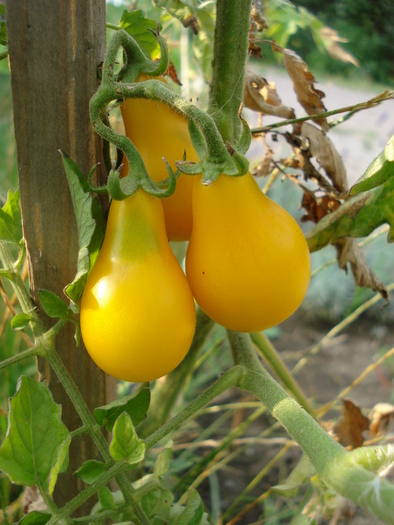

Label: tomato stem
[227,330,394,524]
[250,331,315,417]
[208,0,253,144]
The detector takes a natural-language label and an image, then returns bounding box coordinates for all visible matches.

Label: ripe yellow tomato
[186,173,311,332]
[80,190,196,382]
[120,74,199,241]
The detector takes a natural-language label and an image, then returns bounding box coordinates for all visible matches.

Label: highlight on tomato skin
[80,189,196,383]
[120,74,199,242]
[185,173,311,333]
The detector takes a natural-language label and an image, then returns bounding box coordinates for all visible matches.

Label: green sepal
[140,165,176,198]
[145,29,170,77]
[107,168,140,200]
[227,146,250,176]
[234,117,252,155]
[188,118,207,159]
[176,153,238,184]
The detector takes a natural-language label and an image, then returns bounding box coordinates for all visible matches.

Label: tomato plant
[80,189,196,382]
[1,2,394,524]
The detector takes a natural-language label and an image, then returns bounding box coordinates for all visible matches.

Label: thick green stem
[250,332,315,416]
[141,308,214,435]
[208,0,253,143]
[227,331,394,525]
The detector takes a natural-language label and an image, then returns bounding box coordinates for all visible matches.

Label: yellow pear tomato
[186,173,311,332]
[80,190,196,382]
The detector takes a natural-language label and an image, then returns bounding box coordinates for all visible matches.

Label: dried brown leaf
[253,150,272,177]
[251,0,269,31]
[335,238,389,301]
[333,399,370,449]
[248,23,262,58]
[182,15,199,35]
[301,122,347,192]
[272,43,328,131]
[164,60,182,86]
[369,403,394,437]
[243,71,295,118]
[320,27,359,67]
[301,192,341,223]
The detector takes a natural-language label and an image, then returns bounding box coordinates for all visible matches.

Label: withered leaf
[251,0,269,31]
[301,192,341,224]
[369,403,394,437]
[320,27,359,67]
[249,23,262,58]
[272,43,328,131]
[182,15,199,35]
[253,150,272,177]
[243,71,295,118]
[335,238,389,301]
[164,60,182,86]
[301,122,347,192]
[333,399,370,449]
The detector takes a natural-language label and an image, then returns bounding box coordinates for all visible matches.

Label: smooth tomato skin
[186,174,311,332]
[120,75,198,241]
[80,190,196,382]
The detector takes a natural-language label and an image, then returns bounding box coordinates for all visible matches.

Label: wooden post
[6,0,116,510]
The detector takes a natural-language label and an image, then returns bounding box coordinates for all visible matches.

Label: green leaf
[350,134,394,195]
[74,459,108,484]
[38,289,70,319]
[154,447,172,479]
[64,247,90,304]
[60,152,106,303]
[110,412,145,465]
[0,377,70,495]
[170,489,208,525]
[98,486,116,510]
[272,454,316,496]
[142,488,174,519]
[0,5,6,47]
[306,176,394,252]
[10,313,32,330]
[18,511,51,525]
[94,383,150,432]
[119,10,160,59]
[0,189,22,244]
[61,153,102,249]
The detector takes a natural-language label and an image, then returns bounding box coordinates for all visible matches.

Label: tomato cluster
[80,79,310,382]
